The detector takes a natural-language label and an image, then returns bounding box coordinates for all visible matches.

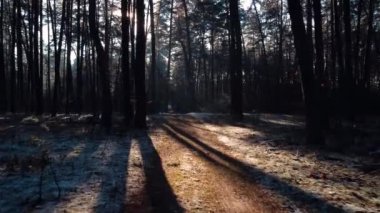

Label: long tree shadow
[94,136,132,212]
[135,130,184,213]
[165,114,376,170]
[161,121,345,213]
[0,125,104,212]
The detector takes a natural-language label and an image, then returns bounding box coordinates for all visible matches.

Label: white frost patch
[21,116,40,124]
[187,112,217,120]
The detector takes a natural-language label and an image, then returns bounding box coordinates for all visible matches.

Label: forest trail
[0,113,379,212]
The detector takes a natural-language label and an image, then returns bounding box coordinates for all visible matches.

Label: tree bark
[10,0,17,113]
[149,0,156,112]
[166,0,174,112]
[313,0,324,82]
[0,0,6,112]
[181,0,195,109]
[51,0,66,116]
[288,0,324,144]
[121,0,133,123]
[334,0,344,90]
[134,0,147,128]
[65,0,74,113]
[353,0,363,85]
[76,0,83,113]
[17,0,24,110]
[89,0,112,128]
[229,0,243,118]
[363,0,375,89]
[343,0,354,118]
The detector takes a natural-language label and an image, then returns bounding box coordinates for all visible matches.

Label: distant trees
[0,0,378,135]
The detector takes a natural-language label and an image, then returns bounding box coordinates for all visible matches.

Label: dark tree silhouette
[89,0,112,128]
[122,0,133,124]
[229,0,243,118]
[287,0,324,144]
[134,0,147,128]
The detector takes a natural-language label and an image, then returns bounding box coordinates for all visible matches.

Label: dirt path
[153,114,379,213]
[1,113,379,212]
[149,119,287,212]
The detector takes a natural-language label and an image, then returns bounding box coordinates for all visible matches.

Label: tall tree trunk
[166,0,174,112]
[353,0,363,85]
[65,0,73,113]
[313,0,324,82]
[278,0,284,84]
[253,0,267,58]
[10,0,17,113]
[134,0,147,128]
[39,0,44,113]
[363,0,375,89]
[17,0,24,110]
[313,0,329,129]
[89,0,112,128]
[0,0,7,112]
[33,0,43,114]
[28,1,34,112]
[210,28,215,100]
[288,0,324,144]
[52,0,67,116]
[181,0,195,109]
[330,0,336,88]
[343,0,353,118]
[121,0,133,123]
[149,0,156,112]
[334,0,344,90]
[76,0,83,113]
[229,0,243,118]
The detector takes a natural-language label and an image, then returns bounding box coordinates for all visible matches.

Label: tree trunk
[313,0,324,82]
[229,0,243,118]
[166,0,174,112]
[334,0,344,91]
[65,0,73,113]
[76,0,83,113]
[149,0,156,113]
[343,0,353,118]
[17,0,24,110]
[363,0,375,89]
[121,0,133,123]
[89,0,112,128]
[353,0,363,85]
[0,0,6,112]
[10,0,16,113]
[181,0,195,109]
[51,0,66,116]
[134,0,147,128]
[330,0,336,88]
[33,0,43,114]
[288,0,324,144]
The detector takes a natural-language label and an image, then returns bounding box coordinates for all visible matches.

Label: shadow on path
[162,120,345,213]
[94,136,132,212]
[136,130,184,213]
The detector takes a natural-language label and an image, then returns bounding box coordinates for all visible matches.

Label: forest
[0,0,379,212]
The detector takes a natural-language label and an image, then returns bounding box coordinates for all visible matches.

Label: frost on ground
[171,113,380,212]
[0,113,379,212]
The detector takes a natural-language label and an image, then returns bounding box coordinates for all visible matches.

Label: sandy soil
[0,113,379,212]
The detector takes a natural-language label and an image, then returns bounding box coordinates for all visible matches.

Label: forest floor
[0,113,379,212]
